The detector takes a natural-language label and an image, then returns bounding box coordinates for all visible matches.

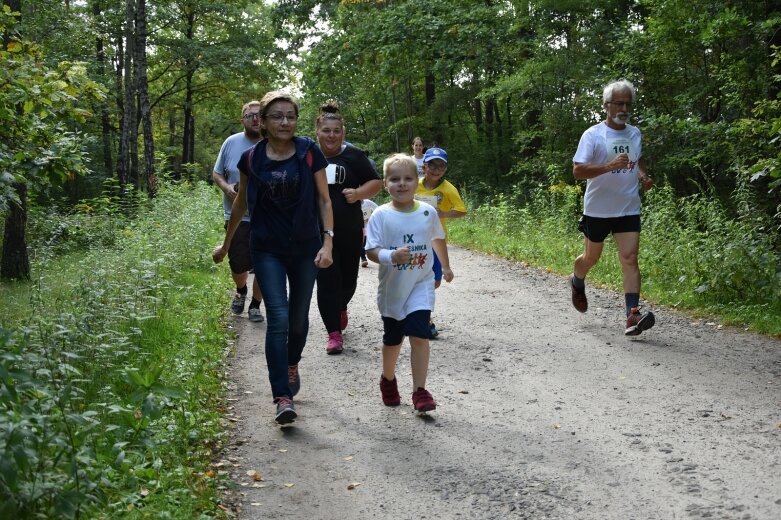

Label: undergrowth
[0,181,230,518]
[449,181,781,337]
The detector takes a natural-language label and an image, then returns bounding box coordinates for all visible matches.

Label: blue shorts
[578,215,640,243]
[432,251,442,282]
[382,310,432,345]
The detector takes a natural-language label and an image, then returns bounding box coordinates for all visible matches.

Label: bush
[0,181,229,518]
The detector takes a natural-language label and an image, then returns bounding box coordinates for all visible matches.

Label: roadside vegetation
[450,181,781,337]
[0,181,231,519]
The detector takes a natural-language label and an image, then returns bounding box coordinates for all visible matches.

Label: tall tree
[0,6,104,279]
[135,0,155,195]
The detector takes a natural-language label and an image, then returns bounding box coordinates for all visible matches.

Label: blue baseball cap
[423,147,448,163]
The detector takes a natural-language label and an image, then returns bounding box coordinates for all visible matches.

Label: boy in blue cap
[415,147,467,338]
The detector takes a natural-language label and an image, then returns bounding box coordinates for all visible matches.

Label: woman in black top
[315,101,382,354]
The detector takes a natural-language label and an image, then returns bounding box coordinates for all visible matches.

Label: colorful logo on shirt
[393,234,429,271]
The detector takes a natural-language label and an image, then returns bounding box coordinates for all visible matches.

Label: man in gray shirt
[211,101,264,321]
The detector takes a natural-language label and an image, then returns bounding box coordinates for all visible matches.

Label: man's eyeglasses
[266,113,298,123]
[243,113,261,120]
[607,101,633,109]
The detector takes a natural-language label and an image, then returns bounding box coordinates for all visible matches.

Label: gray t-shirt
[213,132,256,221]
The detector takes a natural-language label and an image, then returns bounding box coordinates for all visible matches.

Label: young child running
[365,154,454,412]
[415,147,467,338]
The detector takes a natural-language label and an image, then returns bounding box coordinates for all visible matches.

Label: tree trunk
[181,9,195,172]
[404,77,414,145]
[424,71,435,106]
[1,0,30,281]
[118,0,134,193]
[168,111,179,174]
[93,1,113,177]
[136,0,155,196]
[1,183,30,280]
[389,82,399,152]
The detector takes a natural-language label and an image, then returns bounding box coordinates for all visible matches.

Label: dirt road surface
[219,245,781,520]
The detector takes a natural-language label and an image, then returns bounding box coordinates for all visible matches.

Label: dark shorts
[225,220,252,274]
[382,309,432,345]
[578,215,641,243]
[432,251,442,282]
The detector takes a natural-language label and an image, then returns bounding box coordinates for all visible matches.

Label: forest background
[1,0,780,518]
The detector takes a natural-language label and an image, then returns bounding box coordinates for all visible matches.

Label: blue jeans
[253,244,319,400]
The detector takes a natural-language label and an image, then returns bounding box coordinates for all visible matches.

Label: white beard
[612,114,630,126]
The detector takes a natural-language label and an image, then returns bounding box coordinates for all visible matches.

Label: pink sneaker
[340,309,349,331]
[326,331,343,355]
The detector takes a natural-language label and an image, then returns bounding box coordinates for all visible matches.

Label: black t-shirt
[325,144,380,231]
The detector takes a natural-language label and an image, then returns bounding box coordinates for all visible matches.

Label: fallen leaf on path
[344,456,353,461]
[284,483,294,488]
[279,449,288,453]
[246,470,263,481]
[553,424,561,429]
[347,482,361,490]
[251,483,266,488]
[250,502,262,506]
[205,470,216,478]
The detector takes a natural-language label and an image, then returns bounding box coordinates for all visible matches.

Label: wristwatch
[322,229,334,238]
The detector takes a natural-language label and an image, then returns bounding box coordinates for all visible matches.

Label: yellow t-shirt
[415,178,466,237]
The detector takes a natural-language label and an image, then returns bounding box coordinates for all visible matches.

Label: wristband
[378,249,394,265]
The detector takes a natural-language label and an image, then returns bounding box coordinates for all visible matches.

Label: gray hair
[602,80,636,103]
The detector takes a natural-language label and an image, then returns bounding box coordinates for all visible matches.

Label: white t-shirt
[213,132,257,221]
[573,122,642,218]
[361,199,378,223]
[412,156,424,178]
[365,201,445,320]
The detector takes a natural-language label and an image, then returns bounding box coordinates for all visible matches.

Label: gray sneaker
[274,396,296,424]
[248,307,265,322]
[231,293,246,314]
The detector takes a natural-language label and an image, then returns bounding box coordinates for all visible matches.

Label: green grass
[449,183,781,338]
[0,181,235,519]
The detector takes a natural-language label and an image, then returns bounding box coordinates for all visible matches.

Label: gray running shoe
[248,307,264,322]
[231,293,246,314]
[274,396,296,424]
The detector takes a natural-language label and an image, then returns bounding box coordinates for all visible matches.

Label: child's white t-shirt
[365,201,445,320]
[573,122,642,217]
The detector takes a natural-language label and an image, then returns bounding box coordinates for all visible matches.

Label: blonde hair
[382,153,417,178]
[241,100,260,116]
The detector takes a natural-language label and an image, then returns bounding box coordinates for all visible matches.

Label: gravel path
[219,245,781,519]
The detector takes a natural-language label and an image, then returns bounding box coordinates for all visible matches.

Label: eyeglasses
[265,113,298,123]
[426,162,447,171]
[607,101,633,109]
[242,113,261,120]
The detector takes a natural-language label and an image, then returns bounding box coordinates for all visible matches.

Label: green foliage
[450,182,781,336]
[0,181,230,518]
[0,8,105,211]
